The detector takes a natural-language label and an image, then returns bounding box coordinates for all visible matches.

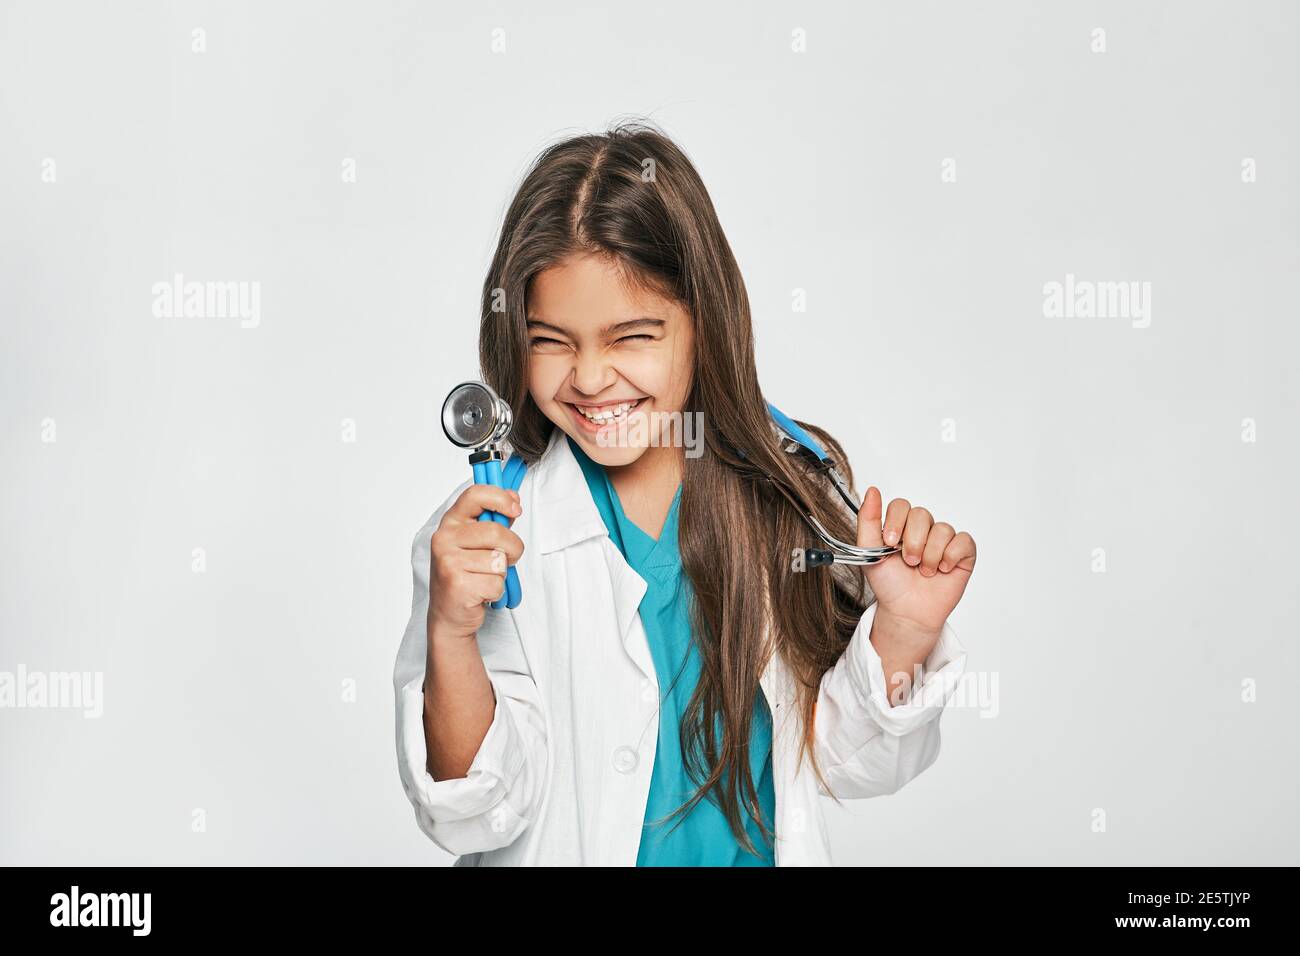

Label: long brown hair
[478,119,871,858]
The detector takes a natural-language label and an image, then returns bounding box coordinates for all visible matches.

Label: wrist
[427,617,479,649]
[870,605,942,654]
[424,623,482,700]
[868,608,940,708]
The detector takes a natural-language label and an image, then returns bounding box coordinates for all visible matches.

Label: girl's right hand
[427,484,524,641]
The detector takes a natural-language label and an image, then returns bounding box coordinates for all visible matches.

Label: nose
[570,349,617,398]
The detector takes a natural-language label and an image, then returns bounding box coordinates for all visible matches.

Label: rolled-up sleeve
[813,601,966,799]
[393,486,548,857]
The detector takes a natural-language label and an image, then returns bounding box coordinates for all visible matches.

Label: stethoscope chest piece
[442,381,513,449]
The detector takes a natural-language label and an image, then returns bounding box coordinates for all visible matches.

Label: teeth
[576,400,637,423]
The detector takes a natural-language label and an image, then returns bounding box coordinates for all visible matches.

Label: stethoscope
[753,404,902,570]
[440,381,900,610]
[441,381,527,610]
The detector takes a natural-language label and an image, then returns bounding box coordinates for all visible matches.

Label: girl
[394,121,976,866]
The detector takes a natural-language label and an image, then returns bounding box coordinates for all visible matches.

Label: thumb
[857,485,885,549]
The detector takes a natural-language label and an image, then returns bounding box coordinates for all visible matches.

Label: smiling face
[525,254,695,469]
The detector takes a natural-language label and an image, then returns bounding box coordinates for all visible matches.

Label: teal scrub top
[566,435,776,866]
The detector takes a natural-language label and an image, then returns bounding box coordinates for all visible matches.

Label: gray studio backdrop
[2,0,1296,865]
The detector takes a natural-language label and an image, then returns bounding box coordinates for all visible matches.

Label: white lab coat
[394,427,968,866]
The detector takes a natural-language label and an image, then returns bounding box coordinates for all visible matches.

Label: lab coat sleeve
[813,601,966,799]
[393,482,548,857]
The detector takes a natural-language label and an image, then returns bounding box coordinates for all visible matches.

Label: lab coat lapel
[530,429,654,682]
[758,627,790,731]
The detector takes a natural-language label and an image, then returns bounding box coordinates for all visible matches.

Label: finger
[856,486,885,548]
[920,522,955,577]
[939,531,977,573]
[447,484,521,524]
[900,506,933,566]
[461,570,508,608]
[459,548,509,576]
[445,523,525,565]
[882,497,911,548]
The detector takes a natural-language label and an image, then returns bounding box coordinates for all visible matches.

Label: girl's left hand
[856,486,977,637]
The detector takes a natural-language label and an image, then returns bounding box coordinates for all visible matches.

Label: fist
[427,484,525,640]
[856,486,976,635]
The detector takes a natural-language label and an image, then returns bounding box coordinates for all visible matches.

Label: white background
[1,0,1297,865]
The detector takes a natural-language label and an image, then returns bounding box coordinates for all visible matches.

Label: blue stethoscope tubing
[475,455,525,610]
[764,402,831,464]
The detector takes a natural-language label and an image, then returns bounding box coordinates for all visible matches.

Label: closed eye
[529,333,654,348]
